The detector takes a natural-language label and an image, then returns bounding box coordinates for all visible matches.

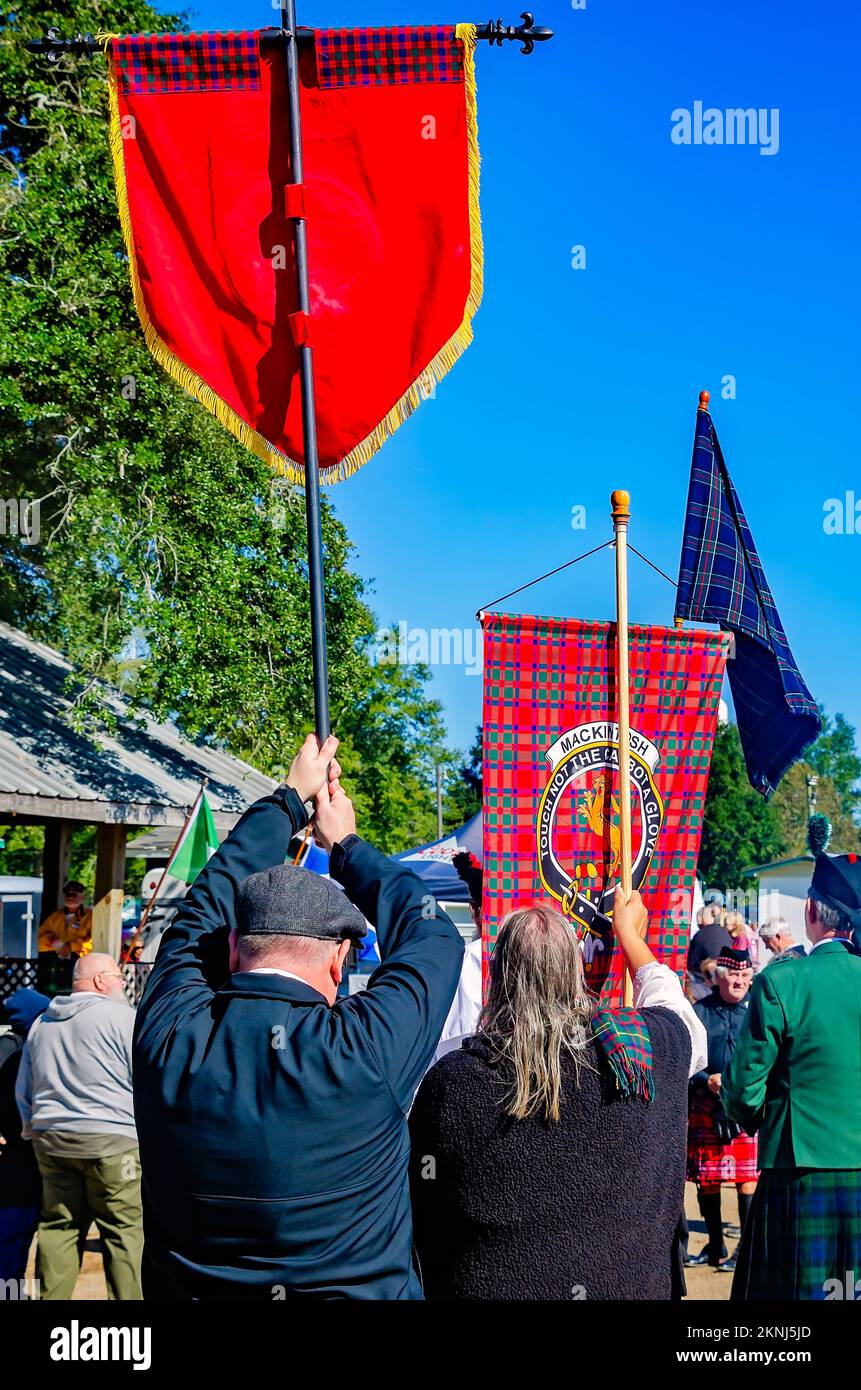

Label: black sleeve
[689,999,711,1085]
[331,839,464,1112]
[687,933,704,973]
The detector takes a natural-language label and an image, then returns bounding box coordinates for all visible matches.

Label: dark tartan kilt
[687,1088,759,1185]
[732,1168,861,1301]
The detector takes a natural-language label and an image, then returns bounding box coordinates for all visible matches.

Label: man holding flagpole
[133,732,464,1299]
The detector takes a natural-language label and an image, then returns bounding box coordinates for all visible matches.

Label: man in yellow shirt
[38,881,93,959]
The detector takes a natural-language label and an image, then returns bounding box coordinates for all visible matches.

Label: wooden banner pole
[610,490,635,1007]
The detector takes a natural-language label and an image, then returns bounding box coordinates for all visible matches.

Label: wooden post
[41,818,74,915]
[92,823,127,959]
[611,490,634,1007]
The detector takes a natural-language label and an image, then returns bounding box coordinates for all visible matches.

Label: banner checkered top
[481,614,729,1006]
[315,27,465,89]
[111,32,262,96]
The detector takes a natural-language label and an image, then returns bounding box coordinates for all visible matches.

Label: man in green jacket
[723,817,861,1301]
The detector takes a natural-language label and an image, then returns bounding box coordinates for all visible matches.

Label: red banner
[106,27,482,483]
[481,614,729,1005]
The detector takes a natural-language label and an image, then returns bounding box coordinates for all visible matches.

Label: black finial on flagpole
[479,13,553,55]
[29,17,554,61]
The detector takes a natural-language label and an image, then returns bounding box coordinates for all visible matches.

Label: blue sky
[186,0,859,756]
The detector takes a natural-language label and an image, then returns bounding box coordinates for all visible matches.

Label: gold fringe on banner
[104,25,484,487]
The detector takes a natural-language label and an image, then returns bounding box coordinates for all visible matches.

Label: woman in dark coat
[409,888,705,1300]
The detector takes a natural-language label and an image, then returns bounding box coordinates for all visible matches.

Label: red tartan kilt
[687,1088,759,1185]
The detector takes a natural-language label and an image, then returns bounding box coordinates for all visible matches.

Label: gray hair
[810,896,851,934]
[237,933,338,970]
[759,917,793,941]
[715,960,753,980]
[478,904,596,1122]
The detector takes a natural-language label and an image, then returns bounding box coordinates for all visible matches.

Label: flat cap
[236,863,368,942]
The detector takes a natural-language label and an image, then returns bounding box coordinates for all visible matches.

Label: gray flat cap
[236,864,368,942]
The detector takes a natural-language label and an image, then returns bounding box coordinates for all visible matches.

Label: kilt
[687,1089,759,1186]
[732,1168,861,1301]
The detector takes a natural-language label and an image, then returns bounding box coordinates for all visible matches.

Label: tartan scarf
[591,1006,654,1103]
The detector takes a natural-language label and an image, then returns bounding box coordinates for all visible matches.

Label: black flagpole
[280,0,330,741]
[28,13,554,744]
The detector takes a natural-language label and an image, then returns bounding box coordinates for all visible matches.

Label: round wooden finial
[698,390,710,412]
[610,489,630,524]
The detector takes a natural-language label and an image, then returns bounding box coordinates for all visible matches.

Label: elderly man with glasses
[15,952,142,1299]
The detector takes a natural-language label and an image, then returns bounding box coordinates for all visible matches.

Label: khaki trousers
[34,1144,143,1300]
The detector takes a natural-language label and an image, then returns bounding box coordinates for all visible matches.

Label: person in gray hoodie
[15,953,142,1299]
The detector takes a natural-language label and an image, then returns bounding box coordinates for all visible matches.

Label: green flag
[169,789,219,885]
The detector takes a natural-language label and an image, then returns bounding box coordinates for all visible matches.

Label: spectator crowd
[1,736,859,1302]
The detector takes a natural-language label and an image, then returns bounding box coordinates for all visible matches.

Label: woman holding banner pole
[409,887,706,1300]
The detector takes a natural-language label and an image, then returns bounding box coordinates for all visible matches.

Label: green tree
[771,761,861,858]
[698,723,785,891]
[0,824,43,877]
[339,637,448,853]
[807,709,861,825]
[442,724,482,832]
[0,1,451,843]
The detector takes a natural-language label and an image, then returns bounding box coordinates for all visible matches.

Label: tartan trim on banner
[481,614,729,1007]
[315,27,464,89]
[111,32,261,95]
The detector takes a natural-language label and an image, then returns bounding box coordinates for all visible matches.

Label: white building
[743,855,814,940]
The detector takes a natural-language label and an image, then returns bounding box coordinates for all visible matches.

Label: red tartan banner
[481,614,730,1006]
[105,26,482,484]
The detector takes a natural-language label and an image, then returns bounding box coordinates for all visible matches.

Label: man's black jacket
[133,785,464,1300]
[687,922,733,975]
[691,988,750,1085]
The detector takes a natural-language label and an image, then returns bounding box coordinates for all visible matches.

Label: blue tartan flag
[675,403,821,797]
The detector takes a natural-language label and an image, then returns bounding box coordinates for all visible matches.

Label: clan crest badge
[537,721,664,960]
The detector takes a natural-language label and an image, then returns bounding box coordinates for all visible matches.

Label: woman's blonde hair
[478,904,597,1122]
